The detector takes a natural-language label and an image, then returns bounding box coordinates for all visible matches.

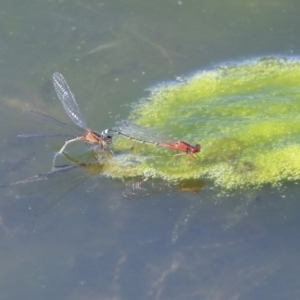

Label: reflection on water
[1,153,175,216]
[2,152,300,299]
[2,149,300,299]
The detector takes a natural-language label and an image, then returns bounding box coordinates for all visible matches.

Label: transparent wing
[6,165,79,186]
[112,120,174,144]
[18,133,76,138]
[53,72,89,130]
[22,109,83,131]
[2,165,90,217]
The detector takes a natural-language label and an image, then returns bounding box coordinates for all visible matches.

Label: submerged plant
[101,57,300,190]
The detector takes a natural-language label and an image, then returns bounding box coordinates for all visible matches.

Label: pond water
[1,0,300,299]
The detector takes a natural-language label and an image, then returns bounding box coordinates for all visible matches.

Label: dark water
[1,1,300,299]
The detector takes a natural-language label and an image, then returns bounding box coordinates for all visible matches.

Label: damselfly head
[100,129,114,144]
[101,128,120,136]
[192,144,201,153]
[104,135,113,144]
[101,129,109,136]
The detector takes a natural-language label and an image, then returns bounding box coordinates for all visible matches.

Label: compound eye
[106,135,113,143]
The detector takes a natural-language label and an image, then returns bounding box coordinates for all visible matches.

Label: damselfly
[103,120,201,158]
[19,73,111,154]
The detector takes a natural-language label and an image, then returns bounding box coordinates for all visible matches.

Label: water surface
[1,1,300,299]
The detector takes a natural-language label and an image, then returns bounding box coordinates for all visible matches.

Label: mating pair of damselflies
[19,73,201,159]
[2,73,201,216]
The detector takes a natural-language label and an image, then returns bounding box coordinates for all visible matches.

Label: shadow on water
[1,152,204,217]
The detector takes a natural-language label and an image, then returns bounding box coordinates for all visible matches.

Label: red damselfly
[103,120,201,158]
[19,73,111,154]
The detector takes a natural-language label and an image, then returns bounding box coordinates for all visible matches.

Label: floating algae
[102,57,300,190]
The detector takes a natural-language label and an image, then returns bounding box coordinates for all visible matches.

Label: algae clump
[103,57,300,190]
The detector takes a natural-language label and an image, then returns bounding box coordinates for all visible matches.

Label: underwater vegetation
[101,57,300,190]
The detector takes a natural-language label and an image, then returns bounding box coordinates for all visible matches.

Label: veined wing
[1,164,90,217]
[18,133,76,138]
[53,72,89,130]
[112,120,174,145]
[22,109,83,131]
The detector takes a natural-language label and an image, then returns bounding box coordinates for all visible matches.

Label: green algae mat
[99,57,300,190]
